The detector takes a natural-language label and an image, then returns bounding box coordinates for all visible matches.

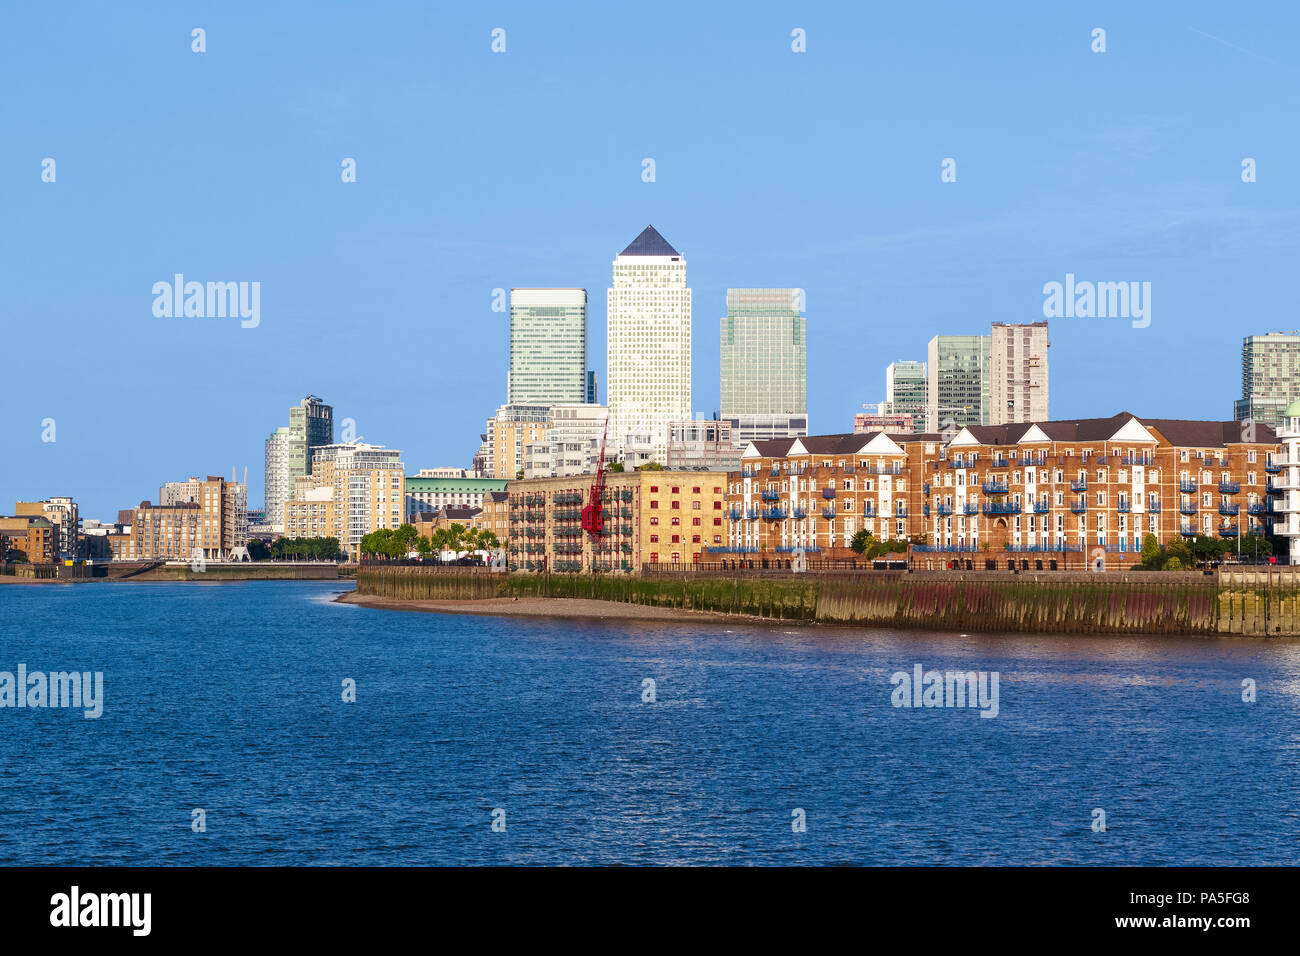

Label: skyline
[4,2,1298,519]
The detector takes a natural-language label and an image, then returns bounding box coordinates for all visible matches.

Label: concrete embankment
[354,566,1300,636]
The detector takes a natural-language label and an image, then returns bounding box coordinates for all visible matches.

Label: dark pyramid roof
[619,225,680,257]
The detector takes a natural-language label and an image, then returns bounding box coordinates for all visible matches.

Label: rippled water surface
[2,580,1298,865]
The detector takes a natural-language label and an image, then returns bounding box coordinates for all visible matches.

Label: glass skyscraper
[507,288,588,406]
[719,288,808,443]
[926,335,990,433]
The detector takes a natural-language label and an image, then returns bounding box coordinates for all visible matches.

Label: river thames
[1,580,1297,865]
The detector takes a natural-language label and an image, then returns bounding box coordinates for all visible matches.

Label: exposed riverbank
[337,590,765,624]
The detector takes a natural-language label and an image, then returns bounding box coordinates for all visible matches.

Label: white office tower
[606,225,692,464]
[1275,400,1300,565]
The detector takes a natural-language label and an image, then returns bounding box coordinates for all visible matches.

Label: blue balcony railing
[982,481,1009,494]
[761,489,780,501]
[821,487,836,499]
[1219,503,1240,516]
[1070,501,1088,514]
[793,508,807,519]
[821,507,836,519]
[1033,502,1049,513]
[963,504,979,515]
[1180,481,1198,493]
[1219,481,1241,494]
[1070,479,1088,492]
[983,503,1022,515]
[936,504,954,516]
[1180,504,1198,515]
[1117,501,1131,513]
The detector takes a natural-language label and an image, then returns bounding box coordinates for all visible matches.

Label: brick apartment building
[504,471,729,572]
[725,412,1279,563]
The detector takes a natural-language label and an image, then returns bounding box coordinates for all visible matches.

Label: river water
[1,580,1296,865]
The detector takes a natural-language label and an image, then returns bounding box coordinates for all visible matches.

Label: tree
[1164,537,1192,569]
[393,523,418,557]
[415,535,432,559]
[1140,532,1162,569]
[1164,557,1185,571]
[247,539,271,561]
[850,529,873,555]
[637,461,664,471]
[609,462,625,473]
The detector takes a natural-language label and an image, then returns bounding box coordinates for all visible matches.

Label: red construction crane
[581,422,609,537]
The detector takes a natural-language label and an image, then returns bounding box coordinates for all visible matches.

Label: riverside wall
[355,566,1300,636]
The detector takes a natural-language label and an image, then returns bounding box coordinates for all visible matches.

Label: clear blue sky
[3,1,1297,519]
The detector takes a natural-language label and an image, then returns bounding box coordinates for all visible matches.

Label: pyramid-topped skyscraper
[606,226,692,463]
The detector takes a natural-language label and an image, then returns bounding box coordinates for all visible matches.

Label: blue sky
[3,1,1297,519]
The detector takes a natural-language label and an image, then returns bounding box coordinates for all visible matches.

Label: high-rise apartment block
[1235,333,1300,432]
[606,226,692,463]
[507,288,589,406]
[283,442,404,560]
[264,395,334,530]
[720,288,808,443]
[989,322,1049,425]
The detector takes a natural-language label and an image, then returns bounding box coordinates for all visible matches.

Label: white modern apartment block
[606,225,692,464]
[989,322,1050,426]
[520,404,610,479]
[1274,400,1300,565]
[508,288,589,405]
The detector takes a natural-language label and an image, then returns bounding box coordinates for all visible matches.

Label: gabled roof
[618,225,680,257]
[951,412,1275,448]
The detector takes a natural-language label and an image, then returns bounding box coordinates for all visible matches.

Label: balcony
[761,507,788,520]
[793,508,807,519]
[1219,503,1240,516]
[992,458,1010,469]
[963,504,979,515]
[728,508,743,521]
[1023,454,1048,466]
[1070,479,1088,492]
[1266,461,1281,474]
[1121,454,1153,465]
[1179,525,1197,537]
[983,503,1022,515]
[1219,525,1239,537]
[1117,501,1131,513]
[896,507,909,518]
[821,487,836,499]
[1179,481,1197,493]
[923,504,930,517]
[1070,500,1088,514]
[982,481,1009,495]
[1219,481,1241,494]
[923,483,930,496]
[1247,503,1266,515]
[935,504,954,516]
[821,507,836,519]
[761,490,781,501]
[1147,502,1162,513]
[746,508,760,520]
[1180,504,1198,515]
[1033,502,1049,513]
[862,506,878,518]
